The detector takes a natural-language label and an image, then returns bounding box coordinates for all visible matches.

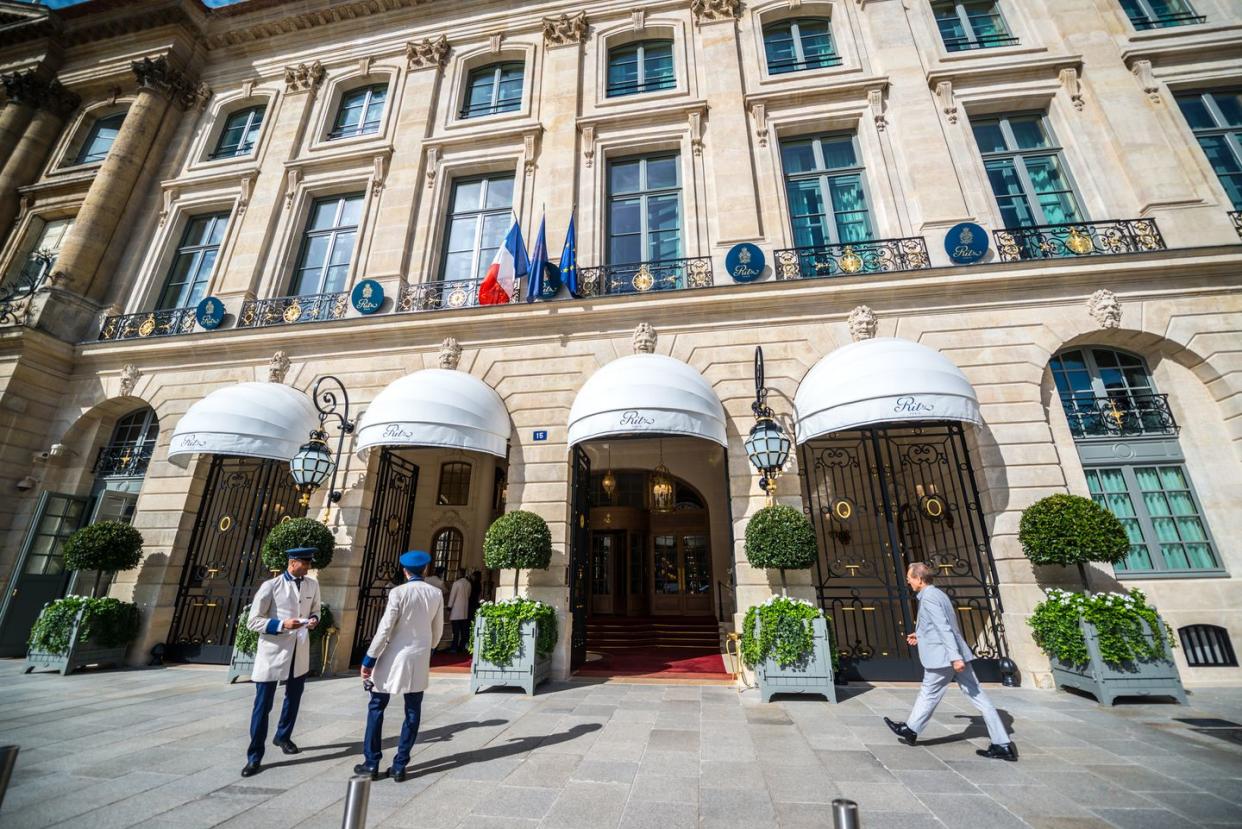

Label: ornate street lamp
[744,346,791,504]
[290,376,355,517]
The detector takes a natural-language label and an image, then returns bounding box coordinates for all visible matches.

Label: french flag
[478,219,529,306]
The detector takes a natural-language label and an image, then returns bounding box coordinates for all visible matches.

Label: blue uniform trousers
[247,675,306,765]
[363,690,424,771]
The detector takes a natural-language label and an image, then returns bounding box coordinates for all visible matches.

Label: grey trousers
[907,662,1010,745]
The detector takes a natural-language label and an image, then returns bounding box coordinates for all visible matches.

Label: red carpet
[430,651,471,673]
[575,646,732,679]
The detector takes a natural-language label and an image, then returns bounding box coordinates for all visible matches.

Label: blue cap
[286,546,317,560]
[399,550,431,570]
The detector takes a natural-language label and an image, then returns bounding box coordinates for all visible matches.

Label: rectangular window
[781,134,873,247]
[4,217,73,289]
[442,175,514,281]
[329,84,387,140]
[462,62,524,118]
[157,213,229,309]
[1119,0,1203,30]
[763,19,840,74]
[607,154,682,265]
[1085,465,1222,575]
[1175,91,1242,210]
[972,113,1084,228]
[437,462,472,506]
[74,112,125,165]
[212,105,266,159]
[607,41,675,98]
[932,1,1018,51]
[290,193,364,296]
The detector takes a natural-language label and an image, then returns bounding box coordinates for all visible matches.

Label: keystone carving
[268,350,291,383]
[847,305,878,342]
[132,57,210,111]
[633,323,656,354]
[1,71,79,117]
[542,12,588,46]
[691,0,742,24]
[439,337,462,370]
[406,35,450,70]
[284,61,326,93]
[1087,289,1121,330]
[119,364,141,397]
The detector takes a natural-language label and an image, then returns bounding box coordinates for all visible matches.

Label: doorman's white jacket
[363,578,444,695]
[246,573,321,683]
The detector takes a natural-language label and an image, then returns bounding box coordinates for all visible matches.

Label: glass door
[651,532,712,616]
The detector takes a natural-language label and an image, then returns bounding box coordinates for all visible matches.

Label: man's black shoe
[353,763,384,780]
[273,739,301,755]
[241,762,261,777]
[884,717,918,746]
[976,742,1019,762]
[387,767,408,783]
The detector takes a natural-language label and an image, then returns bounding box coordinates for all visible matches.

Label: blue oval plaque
[945,222,988,264]
[195,296,224,330]
[725,243,766,283]
[351,279,384,314]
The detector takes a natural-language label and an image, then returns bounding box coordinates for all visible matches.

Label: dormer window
[462,62,524,118]
[763,19,840,74]
[211,105,266,159]
[74,112,125,165]
[607,40,674,98]
[329,84,387,140]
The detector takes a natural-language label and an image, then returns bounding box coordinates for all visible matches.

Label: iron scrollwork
[98,306,197,341]
[237,291,349,328]
[773,237,931,280]
[396,277,522,313]
[577,257,713,297]
[993,219,1166,262]
[1061,392,1178,439]
[0,251,56,327]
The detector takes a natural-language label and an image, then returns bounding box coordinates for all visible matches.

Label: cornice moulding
[744,76,889,109]
[925,53,1083,91]
[577,100,710,131]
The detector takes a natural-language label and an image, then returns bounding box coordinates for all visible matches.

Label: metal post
[832,798,860,829]
[340,774,371,829]
[0,745,19,811]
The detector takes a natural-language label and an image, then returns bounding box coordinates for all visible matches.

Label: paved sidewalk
[1,660,1240,829]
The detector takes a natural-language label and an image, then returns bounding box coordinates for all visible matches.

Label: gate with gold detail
[166,456,306,664]
[799,423,1007,681]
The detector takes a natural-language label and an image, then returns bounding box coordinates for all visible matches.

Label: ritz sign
[894,396,935,415]
[725,243,766,283]
[945,222,988,265]
[351,279,384,314]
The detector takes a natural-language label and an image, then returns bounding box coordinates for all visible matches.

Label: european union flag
[526,214,548,303]
[560,213,580,298]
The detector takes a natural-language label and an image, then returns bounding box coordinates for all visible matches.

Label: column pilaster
[0,74,78,243]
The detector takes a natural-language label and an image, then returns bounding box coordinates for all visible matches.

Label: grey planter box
[1049,616,1186,706]
[24,608,130,676]
[228,635,328,684]
[756,617,837,703]
[470,617,552,696]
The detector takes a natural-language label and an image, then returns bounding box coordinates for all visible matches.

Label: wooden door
[651,532,713,616]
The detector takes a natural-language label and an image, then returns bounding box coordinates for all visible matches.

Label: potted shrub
[1021,495,1186,704]
[470,510,556,695]
[25,521,144,675]
[230,604,337,684]
[743,505,835,702]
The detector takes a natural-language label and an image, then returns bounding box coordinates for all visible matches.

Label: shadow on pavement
[397,723,603,780]
[258,718,510,771]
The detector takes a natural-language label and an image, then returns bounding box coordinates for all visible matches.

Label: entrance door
[800,422,1007,681]
[166,456,305,663]
[569,446,591,669]
[0,492,90,656]
[352,449,419,664]
[651,532,712,616]
[590,531,628,615]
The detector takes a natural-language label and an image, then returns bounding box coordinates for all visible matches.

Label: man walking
[357,550,444,782]
[447,570,472,653]
[241,546,320,777]
[884,562,1017,761]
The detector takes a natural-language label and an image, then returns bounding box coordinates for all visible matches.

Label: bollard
[340,774,371,829]
[832,798,861,829]
[0,745,18,811]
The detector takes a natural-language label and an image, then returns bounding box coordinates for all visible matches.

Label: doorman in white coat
[357,549,443,781]
[884,562,1017,761]
[241,546,321,777]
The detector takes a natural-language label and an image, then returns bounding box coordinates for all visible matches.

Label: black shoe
[241,762,261,777]
[387,767,408,783]
[353,763,384,780]
[976,742,1018,762]
[884,717,918,746]
[273,739,300,755]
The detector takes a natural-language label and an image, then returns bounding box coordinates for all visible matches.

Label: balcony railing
[768,54,843,73]
[1128,11,1205,30]
[460,100,521,119]
[0,253,54,326]
[237,291,348,328]
[942,33,1020,52]
[99,307,196,341]
[774,237,931,280]
[92,442,154,478]
[1230,211,1241,240]
[396,277,522,313]
[994,219,1165,262]
[578,257,713,297]
[1061,393,1178,440]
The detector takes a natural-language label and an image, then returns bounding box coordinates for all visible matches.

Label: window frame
[4,216,74,289]
[606,153,683,266]
[1119,0,1203,30]
[210,104,266,160]
[288,193,365,296]
[328,83,389,141]
[762,17,841,75]
[931,0,1018,52]
[1175,90,1242,211]
[431,526,465,578]
[606,39,676,99]
[779,132,875,247]
[439,174,515,282]
[460,61,525,119]
[72,112,126,166]
[156,212,230,310]
[436,461,472,506]
[971,112,1087,228]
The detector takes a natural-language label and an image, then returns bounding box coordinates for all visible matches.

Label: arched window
[73,112,126,165]
[437,461,472,505]
[212,104,266,159]
[329,83,387,140]
[1049,348,1169,438]
[462,62,524,118]
[607,40,674,98]
[763,19,840,74]
[431,527,464,578]
[94,408,159,478]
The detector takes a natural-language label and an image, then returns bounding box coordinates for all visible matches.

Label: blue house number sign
[351,279,384,314]
[533,430,548,441]
[195,296,224,330]
[725,243,765,283]
[945,222,989,264]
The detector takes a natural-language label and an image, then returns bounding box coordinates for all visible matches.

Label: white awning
[354,369,510,458]
[568,354,728,447]
[794,338,981,444]
[168,382,319,467]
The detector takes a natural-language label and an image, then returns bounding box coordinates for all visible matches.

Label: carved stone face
[439,337,462,370]
[632,323,656,354]
[847,305,878,342]
[1088,290,1121,329]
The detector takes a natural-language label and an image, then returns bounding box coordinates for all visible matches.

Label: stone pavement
[1,660,1241,829]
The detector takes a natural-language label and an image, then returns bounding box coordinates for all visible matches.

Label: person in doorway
[884,562,1017,761]
[447,570,472,653]
[468,570,483,621]
[357,550,443,782]
[425,566,447,598]
[241,546,320,778]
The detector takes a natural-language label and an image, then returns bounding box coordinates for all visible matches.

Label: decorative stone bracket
[1060,67,1085,112]
[284,61,326,94]
[542,11,588,47]
[935,80,957,124]
[869,87,887,132]
[691,0,742,25]
[1131,60,1161,104]
[581,125,595,167]
[284,168,301,208]
[407,35,450,71]
[522,130,540,176]
[132,56,210,111]
[370,152,390,196]
[425,146,439,188]
[688,109,704,157]
[750,103,768,148]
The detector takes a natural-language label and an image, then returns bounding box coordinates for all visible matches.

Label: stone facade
[0,0,1239,687]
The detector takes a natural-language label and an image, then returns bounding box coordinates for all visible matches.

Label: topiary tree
[484,510,553,593]
[62,521,144,597]
[260,517,335,571]
[1018,493,1129,587]
[745,504,818,594]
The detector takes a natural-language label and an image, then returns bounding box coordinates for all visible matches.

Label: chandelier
[651,439,674,512]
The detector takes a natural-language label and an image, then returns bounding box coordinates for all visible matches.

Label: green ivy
[1028,588,1174,668]
[483,511,553,572]
[1019,494,1130,567]
[28,596,139,655]
[259,518,335,571]
[232,603,336,656]
[469,597,558,667]
[740,596,835,671]
[745,505,818,572]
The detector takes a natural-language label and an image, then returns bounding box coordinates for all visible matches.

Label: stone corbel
[1131,60,1160,104]
[238,172,256,215]
[158,186,178,226]
[935,80,957,124]
[284,167,301,209]
[242,79,255,98]
[489,33,503,54]
[582,124,596,167]
[632,9,645,31]
[869,87,887,132]
[359,56,373,77]
[371,153,388,195]
[750,102,768,148]
[284,61,326,94]
[425,145,439,188]
[688,109,704,157]
[406,35,450,71]
[542,11,588,47]
[522,130,539,176]
[1060,67,1084,111]
[132,56,209,111]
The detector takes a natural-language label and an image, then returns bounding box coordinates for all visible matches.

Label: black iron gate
[351,449,419,664]
[569,445,591,670]
[166,456,306,664]
[800,422,1007,681]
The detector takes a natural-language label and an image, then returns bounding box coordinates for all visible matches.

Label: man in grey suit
[884,562,1017,761]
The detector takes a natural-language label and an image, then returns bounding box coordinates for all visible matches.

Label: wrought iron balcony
[396,277,522,313]
[774,237,931,280]
[92,442,154,478]
[1061,393,1178,440]
[99,306,196,341]
[578,257,713,297]
[767,54,843,73]
[942,33,1020,52]
[1230,211,1241,240]
[993,219,1165,262]
[237,291,348,328]
[0,253,55,326]
[1128,11,1205,30]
